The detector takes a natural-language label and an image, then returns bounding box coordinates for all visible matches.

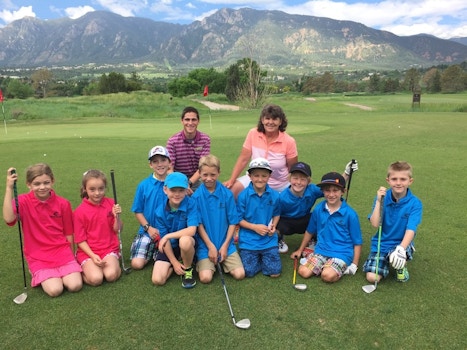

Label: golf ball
[43,154,47,156]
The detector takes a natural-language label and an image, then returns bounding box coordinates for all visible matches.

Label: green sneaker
[396,267,409,282]
[181,267,196,289]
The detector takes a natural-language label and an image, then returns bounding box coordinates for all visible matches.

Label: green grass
[0,92,466,349]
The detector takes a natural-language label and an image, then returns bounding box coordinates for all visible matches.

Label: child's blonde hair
[26,163,54,184]
[387,161,413,178]
[81,169,107,199]
[198,154,220,172]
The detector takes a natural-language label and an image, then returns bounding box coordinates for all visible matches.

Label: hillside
[0,8,465,71]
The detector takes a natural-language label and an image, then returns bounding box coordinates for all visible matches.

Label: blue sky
[0,0,466,39]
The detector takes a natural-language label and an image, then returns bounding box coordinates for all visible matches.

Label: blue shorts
[363,244,414,278]
[130,234,157,261]
[240,246,282,277]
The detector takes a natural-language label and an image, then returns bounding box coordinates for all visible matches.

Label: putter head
[235,318,251,329]
[13,292,27,304]
[362,284,376,294]
[294,283,307,291]
[123,267,132,274]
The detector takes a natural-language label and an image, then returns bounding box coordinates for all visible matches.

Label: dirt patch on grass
[344,103,373,111]
[194,99,240,111]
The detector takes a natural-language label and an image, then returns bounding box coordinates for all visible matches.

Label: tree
[440,65,466,93]
[402,68,421,92]
[167,77,201,97]
[31,68,53,98]
[225,58,267,108]
[368,74,381,93]
[99,72,127,94]
[423,68,441,93]
[7,79,34,99]
[127,71,143,92]
[187,68,226,94]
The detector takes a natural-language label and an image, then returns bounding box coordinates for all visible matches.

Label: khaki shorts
[196,251,243,273]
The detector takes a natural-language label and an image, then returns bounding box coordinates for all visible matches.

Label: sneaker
[278,239,289,253]
[182,267,196,288]
[396,267,409,282]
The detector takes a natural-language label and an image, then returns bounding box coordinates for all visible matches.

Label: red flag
[203,85,208,97]
[0,89,3,103]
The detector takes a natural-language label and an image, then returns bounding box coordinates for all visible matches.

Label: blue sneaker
[396,267,409,282]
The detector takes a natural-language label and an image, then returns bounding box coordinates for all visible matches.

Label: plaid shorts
[130,234,157,261]
[363,244,415,278]
[240,246,282,277]
[302,254,347,277]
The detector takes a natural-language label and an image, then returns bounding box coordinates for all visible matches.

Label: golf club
[110,169,131,274]
[12,170,28,304]
[362,195,385,294]
[345,159,356,202]
[293,258,307,291]
[216,262,250,329]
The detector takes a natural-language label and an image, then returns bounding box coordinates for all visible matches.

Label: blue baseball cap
[165,172,189,189]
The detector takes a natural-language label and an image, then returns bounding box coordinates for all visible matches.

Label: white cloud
[0,5,35,24]
[277,0,467,38]
[96,0,149,17]
[65,6,95,20]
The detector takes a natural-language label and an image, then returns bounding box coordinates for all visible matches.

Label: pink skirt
[31,260,82,287]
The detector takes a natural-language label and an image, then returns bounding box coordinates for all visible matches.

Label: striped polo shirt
[166,130,211,178]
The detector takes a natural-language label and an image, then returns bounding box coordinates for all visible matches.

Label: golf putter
[362,195,385,294]
[110,170,131,274]
[293,258,307,291]
[12,170,28,304]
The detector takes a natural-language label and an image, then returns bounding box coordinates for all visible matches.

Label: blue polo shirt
[192,181,239,260]
[131,174,166,237]
[155,196,199,248]
[307,199,363,265]
[237,182,281,251]
[368,188,422,254]
[279,183,323,218]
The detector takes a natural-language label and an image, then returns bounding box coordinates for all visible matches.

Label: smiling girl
[73,170,121,286]
[3,163,82,297]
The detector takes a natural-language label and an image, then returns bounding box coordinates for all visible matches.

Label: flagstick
[209,107,212,129]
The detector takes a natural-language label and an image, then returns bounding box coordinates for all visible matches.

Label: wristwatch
[143,224,150,232]
[188,180,193,187]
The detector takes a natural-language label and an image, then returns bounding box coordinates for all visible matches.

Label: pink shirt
[243,128,298,189]
[8,190,75,273]
[73,197,120,264]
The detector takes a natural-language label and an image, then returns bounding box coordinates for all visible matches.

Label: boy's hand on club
[389,245,406,269]
[254,224,269,236]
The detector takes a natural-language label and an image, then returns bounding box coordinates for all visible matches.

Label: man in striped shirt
[166,106,211,193]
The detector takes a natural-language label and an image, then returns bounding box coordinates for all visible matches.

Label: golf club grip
[379,195,385,225]
[110,170,118,204]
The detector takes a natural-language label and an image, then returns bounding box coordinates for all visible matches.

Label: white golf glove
[389,245,407,269]
[344,160,359,175]
[344,263,358,275]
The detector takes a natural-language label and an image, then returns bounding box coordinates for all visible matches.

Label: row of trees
[1,62,466,103]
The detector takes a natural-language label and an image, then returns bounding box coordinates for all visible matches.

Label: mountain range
[0,8,465,72]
